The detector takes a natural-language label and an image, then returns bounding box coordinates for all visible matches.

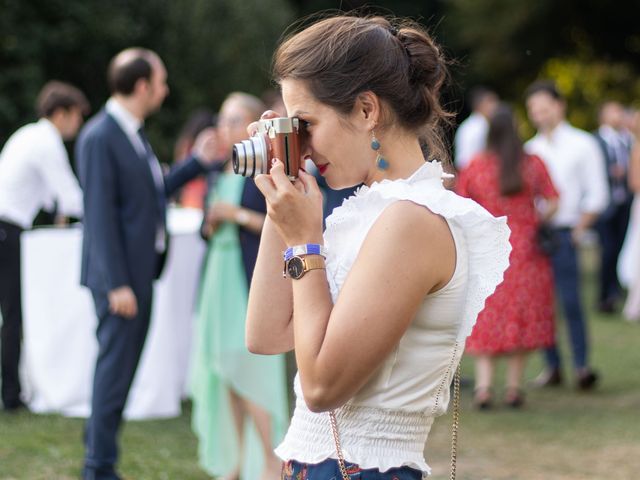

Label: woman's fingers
[254,173,277,203]
[246,121,259,137]
[270,159,296,192]
[296,168,319,195]
[247,110,283,136]
[260,110,281,120]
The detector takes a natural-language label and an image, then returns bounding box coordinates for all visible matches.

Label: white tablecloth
[20,207,206,419]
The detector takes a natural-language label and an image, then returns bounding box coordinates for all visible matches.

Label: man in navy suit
[76,47,218,480]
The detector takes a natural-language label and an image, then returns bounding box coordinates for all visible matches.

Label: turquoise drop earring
[371,130,389,170]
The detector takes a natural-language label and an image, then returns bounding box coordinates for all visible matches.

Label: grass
[425,246,640,480]
[2,246,640,479]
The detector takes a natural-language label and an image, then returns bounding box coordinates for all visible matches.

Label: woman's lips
[317,164,328,175]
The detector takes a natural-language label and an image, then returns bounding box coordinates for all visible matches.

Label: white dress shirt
[525,121,609,228]
[454,112,489,170]
[105,98,166,252]
[0,118,83,229]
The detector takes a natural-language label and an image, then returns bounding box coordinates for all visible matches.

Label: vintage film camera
[232,117,304,180]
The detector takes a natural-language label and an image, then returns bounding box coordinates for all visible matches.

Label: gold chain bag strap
[329,410,351,480]
[328,364,462,480]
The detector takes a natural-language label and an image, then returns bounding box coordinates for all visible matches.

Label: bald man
[75,48,218,480]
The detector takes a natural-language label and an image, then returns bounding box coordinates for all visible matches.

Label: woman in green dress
[191,92,288,480]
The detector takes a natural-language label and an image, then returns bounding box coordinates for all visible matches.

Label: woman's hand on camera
[246,110,282,137]
[254,158,323,246]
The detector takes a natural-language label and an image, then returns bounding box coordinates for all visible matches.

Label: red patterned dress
[457,152,559,355]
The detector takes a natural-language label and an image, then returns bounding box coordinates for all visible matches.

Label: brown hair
[36,81,90,118]
[524,80,564,102]
[107,48,159,95]
[487,104,524,196]
[272,15,452,162]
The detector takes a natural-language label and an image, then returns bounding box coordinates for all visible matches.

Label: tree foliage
[0,0,293,158]
[1,0,638,154]
[444,0,640,130]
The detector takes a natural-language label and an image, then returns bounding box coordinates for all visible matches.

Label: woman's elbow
[246,337,265,355]
[302,385,346,413]
[245,333,293,355]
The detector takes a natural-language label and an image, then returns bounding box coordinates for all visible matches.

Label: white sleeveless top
[275,161,511,476]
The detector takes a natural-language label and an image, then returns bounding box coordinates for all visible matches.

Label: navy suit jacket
[75,109,205,312]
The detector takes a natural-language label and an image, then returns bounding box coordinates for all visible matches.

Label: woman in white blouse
[245,14,511,479]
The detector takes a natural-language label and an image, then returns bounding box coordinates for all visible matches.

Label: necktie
[137,127,167,252]
[137,127,165,194]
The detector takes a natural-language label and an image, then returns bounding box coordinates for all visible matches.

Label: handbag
[329,364,462,480]
[536,223,558,256]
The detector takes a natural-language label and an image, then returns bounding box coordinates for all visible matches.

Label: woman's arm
[539,198,559,223]
[290,200,455,412]
[252,162,455,412]
[245,215,295,354]
[629,143,640,193]
[201,201,265,239]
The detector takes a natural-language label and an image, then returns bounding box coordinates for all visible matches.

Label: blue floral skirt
[281,459,424,480]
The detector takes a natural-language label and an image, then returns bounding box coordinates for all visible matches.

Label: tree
[443,0,640,130]
[0,0,294,158]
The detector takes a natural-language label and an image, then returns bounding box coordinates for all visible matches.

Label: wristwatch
[285,254,326,279]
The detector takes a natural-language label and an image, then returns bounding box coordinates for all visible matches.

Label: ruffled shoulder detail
[325,161,511,342]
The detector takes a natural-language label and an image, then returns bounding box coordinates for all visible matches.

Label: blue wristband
[283,243,327,261]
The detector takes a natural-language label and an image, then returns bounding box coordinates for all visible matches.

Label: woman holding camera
[245,15,511,479]
[190,92,288,480]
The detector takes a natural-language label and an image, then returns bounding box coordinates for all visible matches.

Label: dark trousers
[545,229,589,370]
[0,220,23,408]
[596,199,633,305]
[83,291,152,480]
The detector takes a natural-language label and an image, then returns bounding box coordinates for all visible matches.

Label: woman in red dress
[457,104,559,408]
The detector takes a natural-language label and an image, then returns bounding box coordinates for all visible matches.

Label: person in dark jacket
[75,47,218,480]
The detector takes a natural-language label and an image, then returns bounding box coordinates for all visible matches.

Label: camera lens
[232,135,268,177]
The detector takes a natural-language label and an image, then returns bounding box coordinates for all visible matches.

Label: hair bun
[273,14,453,162]
[397,28,445,88]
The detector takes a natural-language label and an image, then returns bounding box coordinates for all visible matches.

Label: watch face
[287,256,305,279]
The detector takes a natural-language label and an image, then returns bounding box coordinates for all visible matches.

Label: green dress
[191,173,288,479]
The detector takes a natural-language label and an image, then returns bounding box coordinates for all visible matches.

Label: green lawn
[2,246,639,480]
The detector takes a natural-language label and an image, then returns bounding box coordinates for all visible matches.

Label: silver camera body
[232,117,303,179]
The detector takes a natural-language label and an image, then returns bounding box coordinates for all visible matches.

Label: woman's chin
[325,177,346,190]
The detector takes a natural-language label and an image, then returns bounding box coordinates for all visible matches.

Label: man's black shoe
[529,368,563,388]
[577,369,599,391]
[3,399,28,413]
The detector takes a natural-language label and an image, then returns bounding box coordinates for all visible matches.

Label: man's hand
[193,127,225,165]
[53,215,70,227]
[108,286,138,319]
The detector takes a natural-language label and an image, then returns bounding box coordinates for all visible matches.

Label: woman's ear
[353,91,381,130]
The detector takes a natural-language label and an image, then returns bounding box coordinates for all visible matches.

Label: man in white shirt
[454,87,498,170]
[524,80,608,391]
[0,80,89,411]
[593,101,634,313]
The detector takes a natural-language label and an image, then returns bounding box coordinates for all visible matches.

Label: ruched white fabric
[275,161,511,476]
